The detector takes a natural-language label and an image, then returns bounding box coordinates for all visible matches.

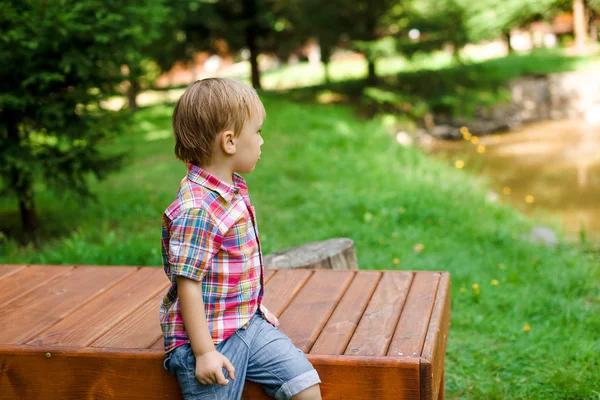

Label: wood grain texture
[345,271,413,356]
[0,345,182,400]
[0,346,421,400]
[263,268,276,283]
[0,266,452,400]
[387,272,441,358]
[27,267,169,347]
[0,265,73,308]
[150,336,164,350]
[91,291,165,349]
[260,269,313,317]
[310,271,381,355]
[420,272,451,400]
[278,270,354,353]
[263,238,358,270]
[0,265,26,280]
[0,266,134,345]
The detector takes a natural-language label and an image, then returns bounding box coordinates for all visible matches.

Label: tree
[125,2,186,110]
[0,0,167,235]
[396,0,469,61]
[346,0,402,84]
[292,0,350,84]
[176,0,300,90]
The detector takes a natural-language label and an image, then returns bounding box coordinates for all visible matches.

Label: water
[427,119,600,242]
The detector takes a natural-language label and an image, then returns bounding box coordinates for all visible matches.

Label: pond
[428,119,600,243]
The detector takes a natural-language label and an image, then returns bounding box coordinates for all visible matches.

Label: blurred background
[1,0,599,398]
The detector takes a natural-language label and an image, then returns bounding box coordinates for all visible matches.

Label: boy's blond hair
[172,78,266,167]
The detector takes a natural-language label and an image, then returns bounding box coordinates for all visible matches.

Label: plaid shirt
[159,164,279,354]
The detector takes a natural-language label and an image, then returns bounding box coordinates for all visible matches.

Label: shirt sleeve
[168,208,223,282]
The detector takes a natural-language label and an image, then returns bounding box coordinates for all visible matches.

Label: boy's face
[232,112,264,174]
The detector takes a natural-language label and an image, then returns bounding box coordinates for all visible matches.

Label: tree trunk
[365,12,377,86]
[127,79,140,111]
[244,0,262,90]
[367,58,376,85]
[452,44,463,63]
[12,170,39,234]
[263,238,358,270]
[322,60,331,84]
[321,45,331,84]
[590,9,598,43]
[574,0,588,51]
[503,29,513,54]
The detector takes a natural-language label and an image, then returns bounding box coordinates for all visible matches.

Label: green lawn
[273,49,600,123]
[1,93,599,399]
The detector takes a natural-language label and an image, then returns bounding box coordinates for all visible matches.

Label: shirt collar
[187,163,248,203]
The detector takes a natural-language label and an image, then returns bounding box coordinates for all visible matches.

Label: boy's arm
[178,275,236,385]
[168,208,234,385]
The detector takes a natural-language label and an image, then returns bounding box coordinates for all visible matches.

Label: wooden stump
[263,238,358,270]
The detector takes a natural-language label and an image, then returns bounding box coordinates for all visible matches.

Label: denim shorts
[163,311,321,400]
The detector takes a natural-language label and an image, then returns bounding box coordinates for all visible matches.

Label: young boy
[160,78,322,400]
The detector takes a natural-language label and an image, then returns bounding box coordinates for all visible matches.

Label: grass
[1,92,599,398]
[277,49,600,122]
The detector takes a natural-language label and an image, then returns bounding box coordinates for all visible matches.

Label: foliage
[0,0,167,234]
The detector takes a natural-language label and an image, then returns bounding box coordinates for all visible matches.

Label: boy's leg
[241,314,322,400]
[290,384,321,400]
[164,333,251,400]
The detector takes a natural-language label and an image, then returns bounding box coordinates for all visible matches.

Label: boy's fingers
[215,369,229,386]
[223,357,236,380]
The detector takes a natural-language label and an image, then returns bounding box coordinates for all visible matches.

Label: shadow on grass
[274,50,599,120]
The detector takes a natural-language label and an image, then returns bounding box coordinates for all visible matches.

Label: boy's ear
[220,130,236,155]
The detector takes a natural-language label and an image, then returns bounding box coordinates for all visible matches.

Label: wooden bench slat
[387,272,441,358]
[0,345,182,400]
[0,265,26,280]
[310,271,381,355]
[261,269,313,317]
[0,266,134,345]
[0,266,451,400]
[263,268,276,283]
[26,267,169,347]
[420,272,451,400]
[278,270,354,353]
[0,265,73,308]
[345,271,413,356]
[150,336,164,350]
[0,346,421,400]
[91,292,165,349]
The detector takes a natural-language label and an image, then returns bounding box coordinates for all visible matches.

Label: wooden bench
[0,265,450,399]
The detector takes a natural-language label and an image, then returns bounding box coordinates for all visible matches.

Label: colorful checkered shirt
[159,164,279,354]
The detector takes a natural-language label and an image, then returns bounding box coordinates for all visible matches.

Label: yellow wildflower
[393,258,400,265]
[455,160,465,169]
[502,187,511,195]
[491,279,499,286]
[524,325,531,332]
[476,145,486,154]
[525,195,535,204]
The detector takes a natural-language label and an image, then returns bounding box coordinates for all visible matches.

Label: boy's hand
[195,350,236,386]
